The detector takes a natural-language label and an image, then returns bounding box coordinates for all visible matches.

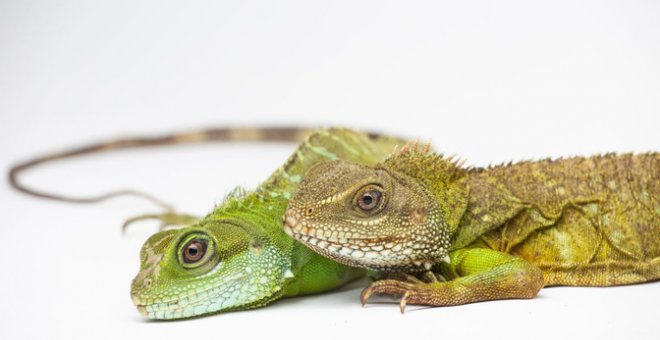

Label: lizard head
[284,159,452,272]
[130,208,293,320]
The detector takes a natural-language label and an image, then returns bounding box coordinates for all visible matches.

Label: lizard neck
[450,168,524,249]
[381,151,469,236]
[283,242,365,297]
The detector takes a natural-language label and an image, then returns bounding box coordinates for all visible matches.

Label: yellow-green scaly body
[460,153,659,286]
[285,145,659,309]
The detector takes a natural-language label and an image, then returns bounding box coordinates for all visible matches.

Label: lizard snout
[283,208,299,236]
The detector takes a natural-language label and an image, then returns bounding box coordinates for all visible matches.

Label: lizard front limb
[361,248,544,312]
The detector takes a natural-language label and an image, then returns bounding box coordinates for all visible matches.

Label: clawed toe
[360,279,418,313]
[399,291,411,314]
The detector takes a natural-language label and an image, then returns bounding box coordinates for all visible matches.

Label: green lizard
[284,142,659,311]
[9,126,408,319]
[128,128,413,319]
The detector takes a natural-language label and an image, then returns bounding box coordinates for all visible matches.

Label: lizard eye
[183,239,207,263]
[357,189,382,211]
[177,233,216,270]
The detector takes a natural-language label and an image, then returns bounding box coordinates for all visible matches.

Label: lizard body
[285,145,659,309]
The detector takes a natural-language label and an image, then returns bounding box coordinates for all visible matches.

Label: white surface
[1,1,659,339]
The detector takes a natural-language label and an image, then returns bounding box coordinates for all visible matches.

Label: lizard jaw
[284,208,433,271]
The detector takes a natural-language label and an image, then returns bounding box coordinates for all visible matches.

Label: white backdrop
[1,1,658,339]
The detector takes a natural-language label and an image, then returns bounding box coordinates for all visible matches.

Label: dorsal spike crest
[423,139,432,153]
[380,147,469,232]
[225,186,249,200]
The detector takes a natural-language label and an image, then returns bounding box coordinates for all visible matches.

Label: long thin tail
[8,126,323,209]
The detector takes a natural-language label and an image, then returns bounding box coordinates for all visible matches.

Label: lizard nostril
[307,208,313,215]
[145,278,152,287]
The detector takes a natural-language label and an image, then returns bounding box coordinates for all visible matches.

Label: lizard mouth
[284,208,357,246]
[283,207,406,269]
[131,272,250,319]
[283,207,440,272]
[283,207,359,252]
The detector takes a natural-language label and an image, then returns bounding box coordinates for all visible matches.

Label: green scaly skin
[285,144,659,310]
[130,128,407,319]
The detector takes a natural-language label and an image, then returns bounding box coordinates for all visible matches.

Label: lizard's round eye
[357,189,381,211]
[182,239,207,263]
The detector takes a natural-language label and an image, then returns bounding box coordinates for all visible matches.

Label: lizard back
[462,153,659,286]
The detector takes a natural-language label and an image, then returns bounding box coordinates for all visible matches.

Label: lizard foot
[122,212,200,233]
[359,251,545,313]
[361,271,447,313]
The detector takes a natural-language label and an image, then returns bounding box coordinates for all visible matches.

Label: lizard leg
[361,248,544,313]
[382,271,444,284]
[122,212,200,233]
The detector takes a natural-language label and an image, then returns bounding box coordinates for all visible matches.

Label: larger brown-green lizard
[284,143,659,311]
[9,127,408,319]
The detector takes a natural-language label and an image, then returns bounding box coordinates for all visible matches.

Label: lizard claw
[360,285,373,307]
[359,273,454,311]
[361,276,417,312]
[400,291,411,314]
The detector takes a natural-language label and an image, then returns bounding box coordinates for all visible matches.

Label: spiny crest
[389,138,433,158]
[467,152,650,175]
[213,187,259,211]
[382,140,469,232]
[224,186,250,200]
[481,154,594,171]
[384,140,467,183]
